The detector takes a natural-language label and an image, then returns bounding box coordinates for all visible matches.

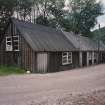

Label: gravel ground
[0,64,105,105]
[29,90,105,105]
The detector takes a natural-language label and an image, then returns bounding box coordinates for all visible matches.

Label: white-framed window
[62,52,72,65]
[6,35,19,51]
[6,36,13,51]
[89,52,92,60]
[13,36,19,51]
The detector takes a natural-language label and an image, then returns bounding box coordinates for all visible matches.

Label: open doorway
[82,52,87,67]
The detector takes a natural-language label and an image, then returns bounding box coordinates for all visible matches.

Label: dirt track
[0,64,105,105]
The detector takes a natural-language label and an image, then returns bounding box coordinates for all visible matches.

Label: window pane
[62,58,67,61]
[62,60,67,63]
[13,36,19,51]
[68,55,71,59]
[13,41,18,45]
[68,59,72,63]
[62,52,72,65]
[62,52,67,56]
[7,42,12,45]
[14,46,19,50]
[7,38,11,41]
[62,52,68,65]
[68,52,72,63]
[13,37,19,41]
[68,52,71,56]
[62,56,67,59]
[13,45,19,51]
[6,37,12,51]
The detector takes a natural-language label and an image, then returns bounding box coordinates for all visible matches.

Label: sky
[93,0,105,30]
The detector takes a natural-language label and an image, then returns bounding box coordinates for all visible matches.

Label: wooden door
[37,53,48,73]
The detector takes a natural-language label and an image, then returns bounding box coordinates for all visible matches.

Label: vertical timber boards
[21,36,36,72]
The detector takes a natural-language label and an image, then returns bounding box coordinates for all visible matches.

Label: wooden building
[0,18,105,73]
[63,32,105,67]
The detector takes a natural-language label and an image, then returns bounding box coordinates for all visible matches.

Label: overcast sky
[94,0,105,30]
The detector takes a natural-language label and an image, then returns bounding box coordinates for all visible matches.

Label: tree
[34,0,65,27]
[64,0,103,37]
[36,15,49,26]
[0,0,16,42]
[93,26,105,43]
[48,3,65,28]
[16,0,33,21]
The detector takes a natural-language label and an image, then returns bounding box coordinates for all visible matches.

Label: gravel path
[0,64,105,105]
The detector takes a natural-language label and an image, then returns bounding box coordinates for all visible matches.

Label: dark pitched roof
[12,18,76,52]
[63,31,105,51]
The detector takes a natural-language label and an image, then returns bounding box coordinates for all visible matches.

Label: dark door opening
[82,52,87,66]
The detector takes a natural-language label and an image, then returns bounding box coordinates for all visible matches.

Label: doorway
[82,52,87,66]
[37,53,48,73]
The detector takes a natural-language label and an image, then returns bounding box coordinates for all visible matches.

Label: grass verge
[0,66,26,76]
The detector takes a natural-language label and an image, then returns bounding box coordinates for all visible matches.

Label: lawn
[0,66,26,76]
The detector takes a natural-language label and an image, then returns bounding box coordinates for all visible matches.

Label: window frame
[5,35,20,52]
[6,36,13,51]
[13,36,20,51]
[62,52,72,65]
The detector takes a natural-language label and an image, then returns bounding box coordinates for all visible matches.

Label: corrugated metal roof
[63,31,105,51]
[12,18,76,52]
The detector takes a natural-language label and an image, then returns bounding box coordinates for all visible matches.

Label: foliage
[92,27,105,43]
[16,0,33,21]
[48,5,65,28]
[0,0,104,40]
[0,66,25,76]
[0,0,16,34]
[64,0,103,37]
[36,15,49,26]
[35,0,65,27]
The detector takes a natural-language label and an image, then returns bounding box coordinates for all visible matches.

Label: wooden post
[87,52,89,66]
[79,52,82,67]
[97,24,101,64]
[92,52,94,65]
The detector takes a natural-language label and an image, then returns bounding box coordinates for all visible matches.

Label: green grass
[0,66,26,76]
